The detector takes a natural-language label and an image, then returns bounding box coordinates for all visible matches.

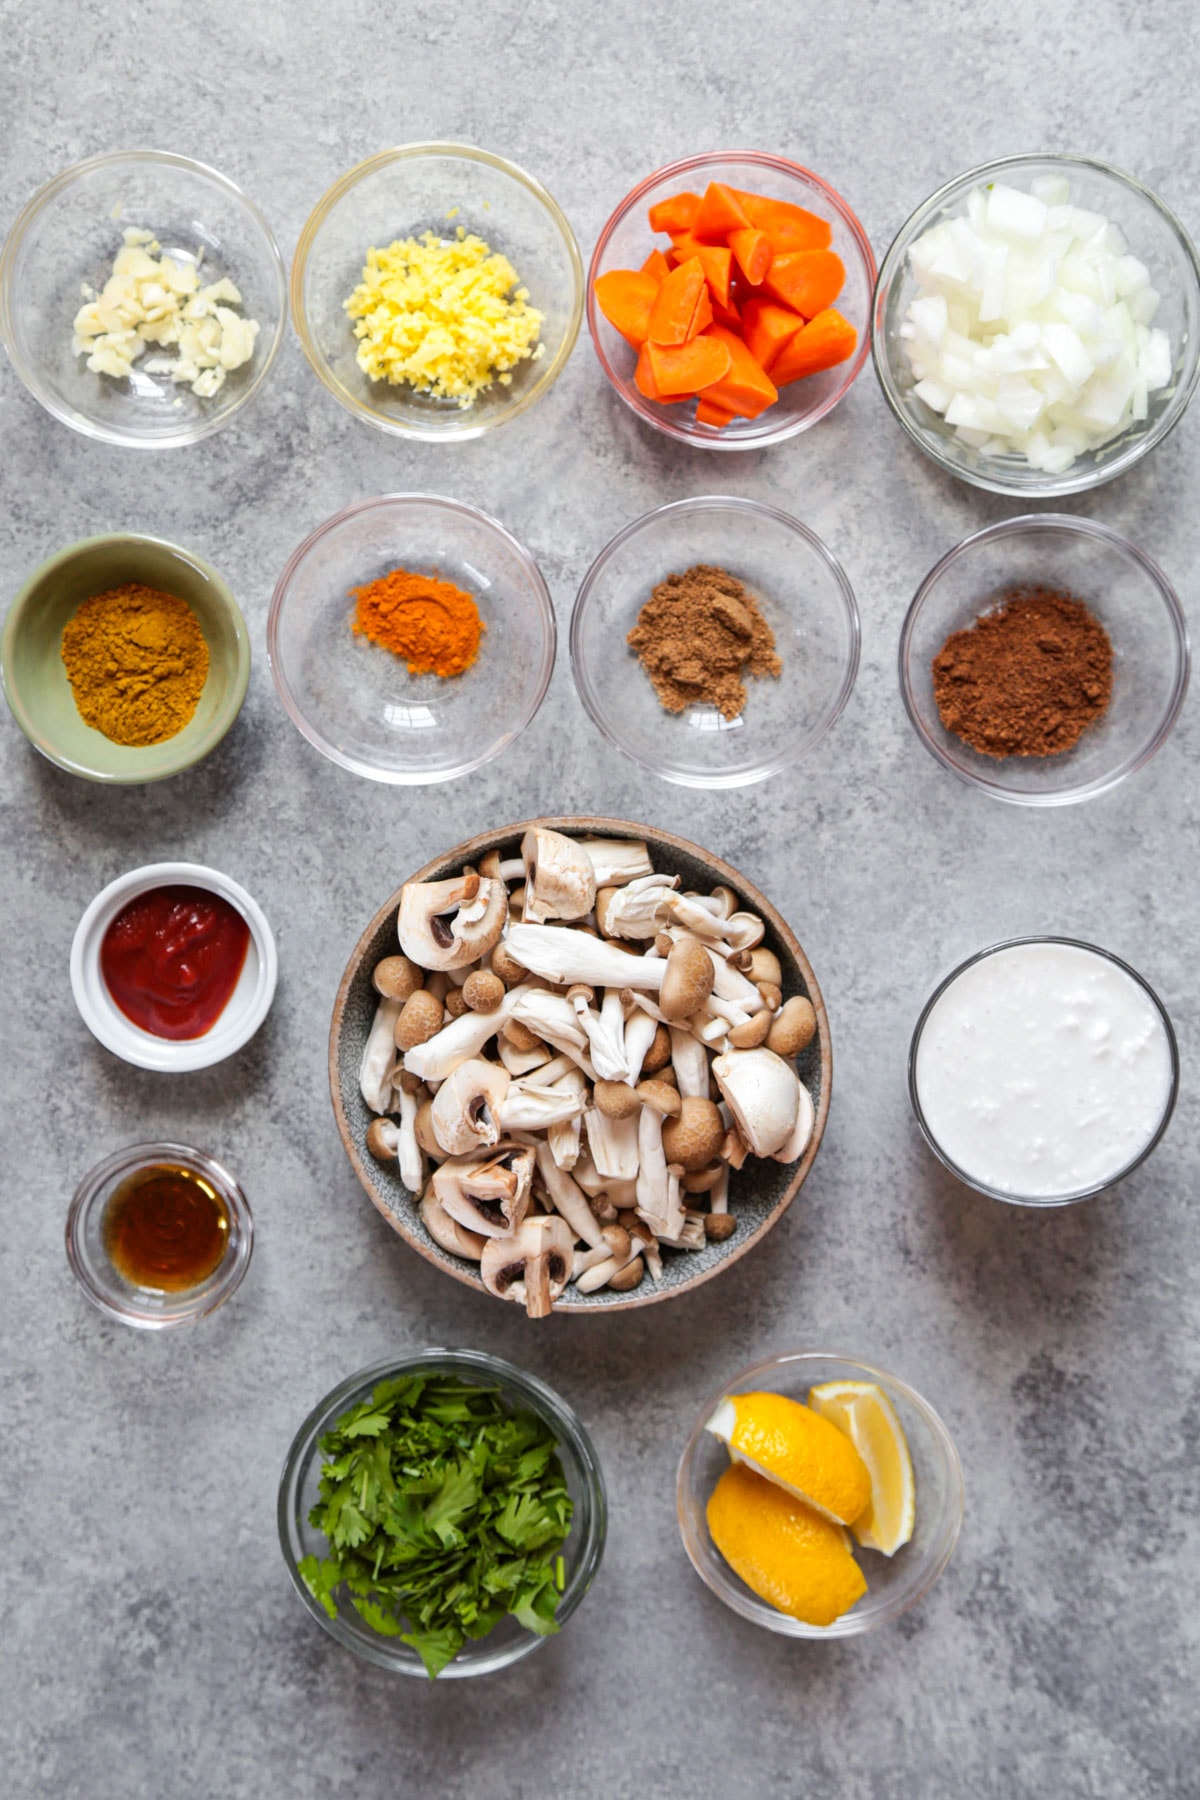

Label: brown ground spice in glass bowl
[627,563,781,720]
[931,586,1113,759]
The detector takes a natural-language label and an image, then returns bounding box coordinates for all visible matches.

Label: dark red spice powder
[931,585,1114,759]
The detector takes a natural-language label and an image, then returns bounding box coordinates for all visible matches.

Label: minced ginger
[344,226,544,407]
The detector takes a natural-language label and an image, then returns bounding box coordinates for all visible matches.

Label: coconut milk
[914,941,1173,1199]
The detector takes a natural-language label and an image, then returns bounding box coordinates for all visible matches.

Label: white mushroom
[521,827,597,923]
[397,873,508,970]
[507,989,595,1070]
[712,1046,802,1158]
[359,997,402,1113]
[635,1104,685,1243]
[433,1142,534,1238]
[403,983,533,1082]
[583,1105,641,1181]
[622,1007,659,1087]
[498,1069,588,1132]
[569,985,629,1082]
[496,1036,553,1076]
[546,1067,588,1169]
[595,873,680,941]
[576,838,654,887]
[480,1215,574,1318]
[430,1058,511,1155]
[670,1025,711,1100]
[771,1080,816,1164]
[420,1190,486,1261]
[394,1083,423,1189]
[534,1140,606,1249]
[507,924,667,992]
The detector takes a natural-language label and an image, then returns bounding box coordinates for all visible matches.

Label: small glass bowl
[65,1141,254,1328]
[587,150,875,449]
[677,1351,963,1638]
[571,496,860,787]
[899,513,1189,805]
[268,494,555,784]
[278,1349,606,1677]
[0,150,287,448]
[909,937,1180,1208]
[873,153,1200,496]
[291,144,583,440]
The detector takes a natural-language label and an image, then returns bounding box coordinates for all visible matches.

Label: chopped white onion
[901,179,1173,472]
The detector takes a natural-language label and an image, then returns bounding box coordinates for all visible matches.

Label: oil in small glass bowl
[65,1141,253,1328]
[677,1351,963,1638]
[278,1350,607,1677]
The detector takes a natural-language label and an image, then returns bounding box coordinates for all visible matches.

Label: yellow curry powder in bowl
[61,584,209,745]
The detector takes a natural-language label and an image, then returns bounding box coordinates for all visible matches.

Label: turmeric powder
[61,584,209,746]
[351,567,485,678]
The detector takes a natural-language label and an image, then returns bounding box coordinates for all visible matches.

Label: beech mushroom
[372,955,422,1001]
[481,1215,573,1318]
[394,988,446,1053]
[462,969,505,1013]
[534,1141,606,1249]
[712,1046,801,1158]
[397,874,508,971]
[402,984,532,1082]
[661,1096,725,1171]
[521,827,597,923]
[420,1191,486,1261]
[430,1058,511,1155]
[479,849,525,884]
[359,998,401,1113]
[659,938,714,1023]
[767,994,817,1057]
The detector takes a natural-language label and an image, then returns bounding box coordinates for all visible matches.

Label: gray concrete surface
[2,3,1198,1796]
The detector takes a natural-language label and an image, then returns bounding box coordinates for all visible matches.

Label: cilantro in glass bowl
[278,1350,606,1677]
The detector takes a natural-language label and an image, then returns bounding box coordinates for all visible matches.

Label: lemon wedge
[705,1390,871,1527]
[807,1381,915,1556]
[706,1462,867,1627]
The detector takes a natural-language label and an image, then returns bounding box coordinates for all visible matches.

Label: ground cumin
[351,566,485,678]
[627,564,782,720]
[932,585,1113,759]
[60,584,209,746]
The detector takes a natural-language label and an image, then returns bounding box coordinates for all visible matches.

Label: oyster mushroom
[481,1215,574,1318]
[433,1141,534,1238]
[506,924,667,992]
[403,983,533,1082]
[576,838,654,886]
[359,998,402,1114]
[367,1084,423,1190]
[521,827,597,923]
[420,1190,486,1261]
[712,1046,802,1158]
[583,1105,641,1181]
[430,1058,511,1155]
[398,873,508,971]
[635,1103,685,1243]
[534,1141,606,1249]
[595,873,679,941]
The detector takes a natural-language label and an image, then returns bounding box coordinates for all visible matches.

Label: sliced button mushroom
[481,1215,574,1318]
[521,827,597,923]
[420,1191,486,1261]
[576,838,653,887]
[430,1058,511,1155]
[397,873,508,971]
[712,1046,802,1158]
[770,1080,816,1164]
[433,1142,534,1238]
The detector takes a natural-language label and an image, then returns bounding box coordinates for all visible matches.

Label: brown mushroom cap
[366,1118,399,1161]
[445,987,469,1018]
[729,1008,773,1049]
[748,947,783,989]
[463,969,505,1013]
[373,955,422,1002]
[659,938,714,1023]
[704,1214,738,1242]
[641,1023,673,1074]
[661,1096,725,1171]
[767,995,817,1057]
[635,1078,682,1118]
[395,989,445,1051]
[490,942,527,986]
[594,1079,640,1119]
[608,1255,645,1292]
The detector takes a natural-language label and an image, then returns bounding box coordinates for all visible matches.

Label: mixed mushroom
[358,828,818,1315]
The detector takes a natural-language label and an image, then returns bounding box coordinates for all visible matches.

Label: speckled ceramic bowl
[1,532,250,782]
[329,817,831,1312]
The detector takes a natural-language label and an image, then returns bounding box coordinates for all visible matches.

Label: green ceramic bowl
[1,533,250,782]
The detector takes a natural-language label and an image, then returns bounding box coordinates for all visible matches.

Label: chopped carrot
[696,397,735,427]
[648,191,701,235]
[646,335,733,396]
[593,268,661,347]
[696,324,778,418]
[640,248,672,282]
[667,236,734,308]
[648,257,707,345]
[732,191,833,251]
[688,283,714,339]
[769,307,858,385]
[740,298,805,372]
[692,181,751,243]
[634,342,665,399]
[728,228,773,286]
[762,249,845,319]
[709,291,743,331]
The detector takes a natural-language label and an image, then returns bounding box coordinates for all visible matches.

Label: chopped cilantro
[298,1373,574,1679]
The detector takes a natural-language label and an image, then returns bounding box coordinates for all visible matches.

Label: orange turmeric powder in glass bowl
[267,494,555,784]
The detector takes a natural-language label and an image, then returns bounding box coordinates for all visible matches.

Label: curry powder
[351,567,485,678]
[61,584,209,746]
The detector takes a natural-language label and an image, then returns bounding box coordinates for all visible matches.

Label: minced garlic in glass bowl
[292,143,583,441]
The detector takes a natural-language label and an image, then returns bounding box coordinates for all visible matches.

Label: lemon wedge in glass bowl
[808,1381,915,1556]
[705,1390,870,1526]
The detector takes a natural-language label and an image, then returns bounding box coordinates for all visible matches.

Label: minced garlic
[343,227,544,407]
[72,228,260,399]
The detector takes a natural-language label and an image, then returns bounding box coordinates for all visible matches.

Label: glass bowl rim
[569,494,862,787]
[265,491,558,785]
[0,146,288,449]
[289,141,584,441]
[64,1138,254,1327]
[908,934,1181,1207]
[871,151,1200,498]
[586,148,877,451]
[1,529,252,783]
[897,511,1190,806]
[676,1348,964,1638]
[277,1347,608,1676]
